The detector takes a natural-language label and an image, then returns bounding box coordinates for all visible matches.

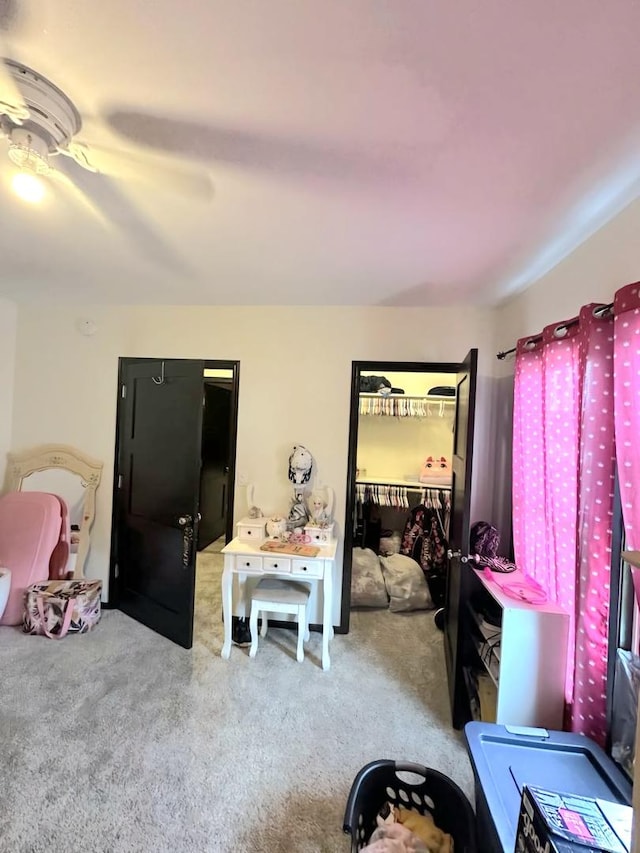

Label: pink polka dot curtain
[512,304,615,746]
[614,283,640,551]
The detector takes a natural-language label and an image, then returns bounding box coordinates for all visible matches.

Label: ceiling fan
[0,57,214,204]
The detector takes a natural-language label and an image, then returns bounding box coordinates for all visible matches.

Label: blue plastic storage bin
[464,722,632,853]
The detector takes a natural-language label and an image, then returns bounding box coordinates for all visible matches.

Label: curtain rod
[496,302,614,360]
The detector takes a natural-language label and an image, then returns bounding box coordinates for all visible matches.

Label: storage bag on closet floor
[380,554,432,612]
[351,548,389,608]
[23,579,102,638]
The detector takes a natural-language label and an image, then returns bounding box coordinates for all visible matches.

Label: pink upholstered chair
[0,492,64,626]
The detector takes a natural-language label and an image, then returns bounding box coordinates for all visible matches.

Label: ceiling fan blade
[0,0,30,121]
[0,55,29,123]
[0,0,36,38]
[48,159,195,276]
[46,165,111,226]
[105,109,408,185]
[58,139,213,201]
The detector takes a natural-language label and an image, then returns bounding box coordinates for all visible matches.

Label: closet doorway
[342,354,477,727]
[109,358,239,649]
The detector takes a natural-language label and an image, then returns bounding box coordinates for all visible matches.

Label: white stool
[249,578,311,663]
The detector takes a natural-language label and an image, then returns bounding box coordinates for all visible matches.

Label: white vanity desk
[220,537,337,670]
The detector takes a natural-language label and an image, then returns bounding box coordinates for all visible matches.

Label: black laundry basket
[343,760,476,852]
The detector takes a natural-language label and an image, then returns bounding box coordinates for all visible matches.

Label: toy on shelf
[265,516,288,538]
[419,455,451,484]
[305,486,335,544]
[288,445,313,492]
[308,488,333,525]
[246,484,263,518]
[246,446,335,544]
[287,491,309,531]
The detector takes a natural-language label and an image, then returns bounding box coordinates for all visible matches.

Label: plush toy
[308,491,331,525]
[375,804,453,853]
[363,822,428,852]
[288,445,313,487]
[287,492,309,531]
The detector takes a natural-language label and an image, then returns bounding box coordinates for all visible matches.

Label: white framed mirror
[4,444,103,578]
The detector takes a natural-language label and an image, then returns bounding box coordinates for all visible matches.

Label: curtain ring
[554,325,568,339]
[593,304,613,319]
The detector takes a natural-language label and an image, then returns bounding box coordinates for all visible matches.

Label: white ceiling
[1,0,640,305]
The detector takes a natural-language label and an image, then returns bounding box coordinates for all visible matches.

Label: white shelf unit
[468,569,569,730]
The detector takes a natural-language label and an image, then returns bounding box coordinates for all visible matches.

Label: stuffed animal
[375,803,453,853]
[363,822,429,852]
[395,808,452,853]
[288,445,313,486]
[287,492,309,531]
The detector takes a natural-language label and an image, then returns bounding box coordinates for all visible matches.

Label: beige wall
[489,196,640,547]
[0,298,17,486]
[11,304,495,620]
[495,195,640,347]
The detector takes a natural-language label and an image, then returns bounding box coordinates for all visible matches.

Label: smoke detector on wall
[76,318,97,336]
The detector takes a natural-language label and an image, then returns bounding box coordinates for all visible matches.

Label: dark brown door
[114,358,204,648]
[444,348,478,728]
[198,382,232,549]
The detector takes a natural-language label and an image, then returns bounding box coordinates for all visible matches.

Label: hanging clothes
[400,503,449,607]
[359,395,451,418]
[356,483,412,508]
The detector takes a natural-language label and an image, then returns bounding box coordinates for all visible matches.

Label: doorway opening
[342,361,459,630]
[109,358,239,649]
[342,355,477,728]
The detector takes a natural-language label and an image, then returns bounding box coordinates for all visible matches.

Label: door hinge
[121,384,127,399]
[114,563,119,579]
[118,474,123,488]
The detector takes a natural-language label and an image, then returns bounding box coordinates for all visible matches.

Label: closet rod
[356,479,451,492]
[359,393,455,401]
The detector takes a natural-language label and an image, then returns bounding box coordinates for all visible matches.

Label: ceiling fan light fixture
[12,170,45,203]
[7,127,50,173]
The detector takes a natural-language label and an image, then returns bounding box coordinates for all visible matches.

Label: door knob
[177,515,194,567]
[447,549,472,564]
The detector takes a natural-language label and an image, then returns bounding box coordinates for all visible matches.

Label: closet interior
[350,368,456,617]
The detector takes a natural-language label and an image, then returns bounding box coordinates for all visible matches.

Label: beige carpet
[0,546,474,853]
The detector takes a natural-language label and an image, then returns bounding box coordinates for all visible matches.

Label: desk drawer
[235,555,263,573]
[291,559,323,579]
[262,556,291,573]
